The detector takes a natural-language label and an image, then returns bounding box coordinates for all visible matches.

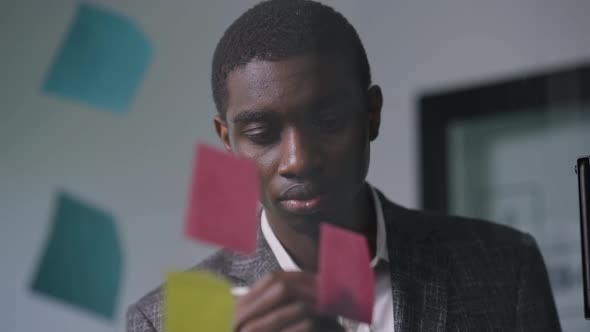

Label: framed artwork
[419,63,590,330]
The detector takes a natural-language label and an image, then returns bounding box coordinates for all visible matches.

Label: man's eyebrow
[231,110,274,125]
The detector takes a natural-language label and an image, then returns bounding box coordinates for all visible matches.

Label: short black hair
[211,0,372,118]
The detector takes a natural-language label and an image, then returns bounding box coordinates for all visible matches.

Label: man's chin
[281,214,323,236]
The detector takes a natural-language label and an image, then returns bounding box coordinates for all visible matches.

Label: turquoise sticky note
[43,3,152,113]
[31,191,123,320]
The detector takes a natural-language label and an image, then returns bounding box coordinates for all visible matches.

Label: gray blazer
[127,191,561,331]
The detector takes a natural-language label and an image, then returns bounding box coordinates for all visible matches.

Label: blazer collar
[224,226,281,286]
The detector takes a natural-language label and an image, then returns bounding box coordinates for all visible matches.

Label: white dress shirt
[261,185,394,332]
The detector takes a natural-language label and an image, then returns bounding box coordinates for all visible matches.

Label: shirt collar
[261,184,389,272]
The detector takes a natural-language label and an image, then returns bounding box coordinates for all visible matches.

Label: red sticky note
[185,143,259,254]
[317,223,374,323]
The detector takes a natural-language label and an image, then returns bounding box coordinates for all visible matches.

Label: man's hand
[234,271,344,332]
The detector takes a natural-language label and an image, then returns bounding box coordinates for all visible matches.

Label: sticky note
[165,271,234,332]
[185,143,259,254]
[317,223,374,323]
[31,191,123,320]
[43,3,152,113]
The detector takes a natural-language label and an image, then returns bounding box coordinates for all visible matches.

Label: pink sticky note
[317,223,374,323]
[185,143,259,254]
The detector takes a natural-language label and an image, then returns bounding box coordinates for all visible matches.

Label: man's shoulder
[377,191,535,254]
[391,202,540,278]
[127,284,163,332]
[424,209,531,247]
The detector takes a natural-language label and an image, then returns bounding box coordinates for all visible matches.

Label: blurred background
[1,0,590,331]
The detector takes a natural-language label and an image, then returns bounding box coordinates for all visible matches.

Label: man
[128,0,561,331]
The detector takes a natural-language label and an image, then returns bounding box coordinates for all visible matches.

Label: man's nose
[278,128,321,180]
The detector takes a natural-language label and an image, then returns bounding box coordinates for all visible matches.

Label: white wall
[1,1,590,331]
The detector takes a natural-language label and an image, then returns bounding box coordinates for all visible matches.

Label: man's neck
[265,183,377,272]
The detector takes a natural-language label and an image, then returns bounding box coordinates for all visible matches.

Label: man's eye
[244,128,276,145]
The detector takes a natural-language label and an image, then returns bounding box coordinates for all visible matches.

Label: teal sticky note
[31,191,123,320]
[43,3,152,113]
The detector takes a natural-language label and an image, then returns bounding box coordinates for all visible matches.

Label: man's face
[215,53,381,228]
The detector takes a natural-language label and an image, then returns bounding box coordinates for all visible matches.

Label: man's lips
[278,184,328,215]
[279,194,326,215]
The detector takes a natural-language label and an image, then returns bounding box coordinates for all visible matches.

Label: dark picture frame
[419,63,590,214]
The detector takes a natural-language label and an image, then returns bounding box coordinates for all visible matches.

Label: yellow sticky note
[165,271,234,332]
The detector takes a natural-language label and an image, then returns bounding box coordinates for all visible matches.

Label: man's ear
[214,115,233,152]
[367,85,382,141]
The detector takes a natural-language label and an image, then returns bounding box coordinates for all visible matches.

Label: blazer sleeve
[127,304,158,332]
[515,234,562,332]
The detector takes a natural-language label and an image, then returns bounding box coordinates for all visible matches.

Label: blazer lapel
[380,194,449,331]
[225,227,282,286]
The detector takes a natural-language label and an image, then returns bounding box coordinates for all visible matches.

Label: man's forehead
[225,55,357,118]
[228,55,325,92]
